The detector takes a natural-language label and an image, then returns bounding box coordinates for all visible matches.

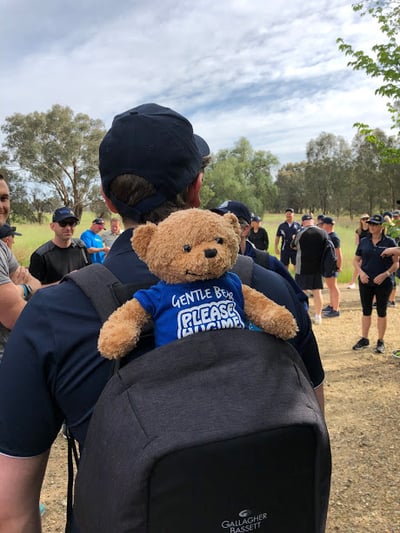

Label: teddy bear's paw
[98,325,139,359]
[258,308,298,340]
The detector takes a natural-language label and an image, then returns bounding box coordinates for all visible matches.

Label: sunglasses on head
[361,217,369,221]
[58,220,77,228]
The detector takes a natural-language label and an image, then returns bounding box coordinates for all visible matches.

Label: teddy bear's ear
[131,222,158,260]
[223,212,241,238]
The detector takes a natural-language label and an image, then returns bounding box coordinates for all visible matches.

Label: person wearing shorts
[274,208,301,269]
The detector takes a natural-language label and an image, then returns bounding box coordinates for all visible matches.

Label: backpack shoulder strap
[252,248,270,269]
[231,254,254,286]
[64,264,122,323]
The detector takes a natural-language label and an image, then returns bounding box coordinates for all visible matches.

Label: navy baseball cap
[99,103,209,222]
[0,224,22,238]
[52,207,79,223]
[323,216,335,225]
[93,217,106,228]
[317,214,325,221]
[212,201,252,225]
[285,207,294,213]
[252,215,261,222]
[367,214,384,225]
[301,214,313,221]
[383,211,393,218]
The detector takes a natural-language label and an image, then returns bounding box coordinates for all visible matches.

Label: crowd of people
[0,102,399,531]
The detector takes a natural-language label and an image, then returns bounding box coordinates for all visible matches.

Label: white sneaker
[347,283,356,289]
[314,315,322,325]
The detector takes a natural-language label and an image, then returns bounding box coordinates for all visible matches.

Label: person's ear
[101,186,118,213]
[187,172,203,208]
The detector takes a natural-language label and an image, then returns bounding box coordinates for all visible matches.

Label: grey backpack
[71,260,331,533]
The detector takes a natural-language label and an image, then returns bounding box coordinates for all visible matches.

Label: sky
[0,0,392,167]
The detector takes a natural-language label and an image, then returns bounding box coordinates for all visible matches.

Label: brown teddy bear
[98,208,298,359]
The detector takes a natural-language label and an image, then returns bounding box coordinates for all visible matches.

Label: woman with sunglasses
[352,214,399,354]
[28,207,91,285]
[347,214,370,289]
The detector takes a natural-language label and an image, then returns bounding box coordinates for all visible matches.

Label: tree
[1,105,106,219]
[337,1,400,161]
[305,133,352,215]
[274,162,307,213]
[202,137,278,214]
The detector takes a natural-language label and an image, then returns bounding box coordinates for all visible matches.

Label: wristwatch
[22,284,34,301]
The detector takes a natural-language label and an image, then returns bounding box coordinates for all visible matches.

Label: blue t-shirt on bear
[134,271,247,347]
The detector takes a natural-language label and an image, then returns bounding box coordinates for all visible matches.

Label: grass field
[11,211,360,283]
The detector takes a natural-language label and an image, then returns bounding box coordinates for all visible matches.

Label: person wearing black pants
[352,214,398,354]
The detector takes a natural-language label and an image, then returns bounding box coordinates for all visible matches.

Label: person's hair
[0,173,5,181]
[356,215,369,235]
[109,174,190,224]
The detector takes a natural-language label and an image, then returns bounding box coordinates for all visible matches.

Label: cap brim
[194,134,210,159]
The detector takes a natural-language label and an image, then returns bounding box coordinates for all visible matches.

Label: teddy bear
[98,208,298,359]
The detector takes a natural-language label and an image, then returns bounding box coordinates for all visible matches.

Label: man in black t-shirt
[29,207,91,284]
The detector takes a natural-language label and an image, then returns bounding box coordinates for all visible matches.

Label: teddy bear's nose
[204,248,217,258]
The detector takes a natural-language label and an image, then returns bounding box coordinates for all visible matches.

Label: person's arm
[0,451,49,533]
[381,246,400,258]
[0,283,26,329]
[274,236,280,255]
[353,254,368,285]
[86,245,110,256]
[335,247,343,271]
[373,254,399,285]
[264,230,269,251]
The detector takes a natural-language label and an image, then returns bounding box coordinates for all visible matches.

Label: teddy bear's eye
[183,244,192,252]
[215,237,224,244]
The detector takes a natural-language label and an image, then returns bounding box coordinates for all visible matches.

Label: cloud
[0,0,392,165]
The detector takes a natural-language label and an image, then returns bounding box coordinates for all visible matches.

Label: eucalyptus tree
[1,105,106,219]
[274,162,307,213]
[305,132,352,215]
[202,137,278,215]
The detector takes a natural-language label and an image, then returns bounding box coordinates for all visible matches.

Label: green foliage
[1,105,106,219]
[275,162,307,212]
[201,137,278,214]
[337,0,400,160]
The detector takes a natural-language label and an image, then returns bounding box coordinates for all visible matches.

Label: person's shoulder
[32,240,54,256]
[71,238,86,248]
[383,235,397,246]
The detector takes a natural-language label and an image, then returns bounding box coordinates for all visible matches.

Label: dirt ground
[40,284,400,532]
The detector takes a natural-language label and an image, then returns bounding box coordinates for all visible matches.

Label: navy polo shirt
[355,233,397,284]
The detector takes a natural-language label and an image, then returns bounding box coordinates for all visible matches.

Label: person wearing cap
[248,215,269,251]
[274,208,301,270]
[0,104,324,532]
[0,174,42,363]
[321,216,342,318]
[352,214,398,354]
[28,207,91,284]
[79,217,110,264]
[293,215,329,325]
[213,201,308,309]
[347,214,370,289]
[0,223,22,250]
[316,214,325,229]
